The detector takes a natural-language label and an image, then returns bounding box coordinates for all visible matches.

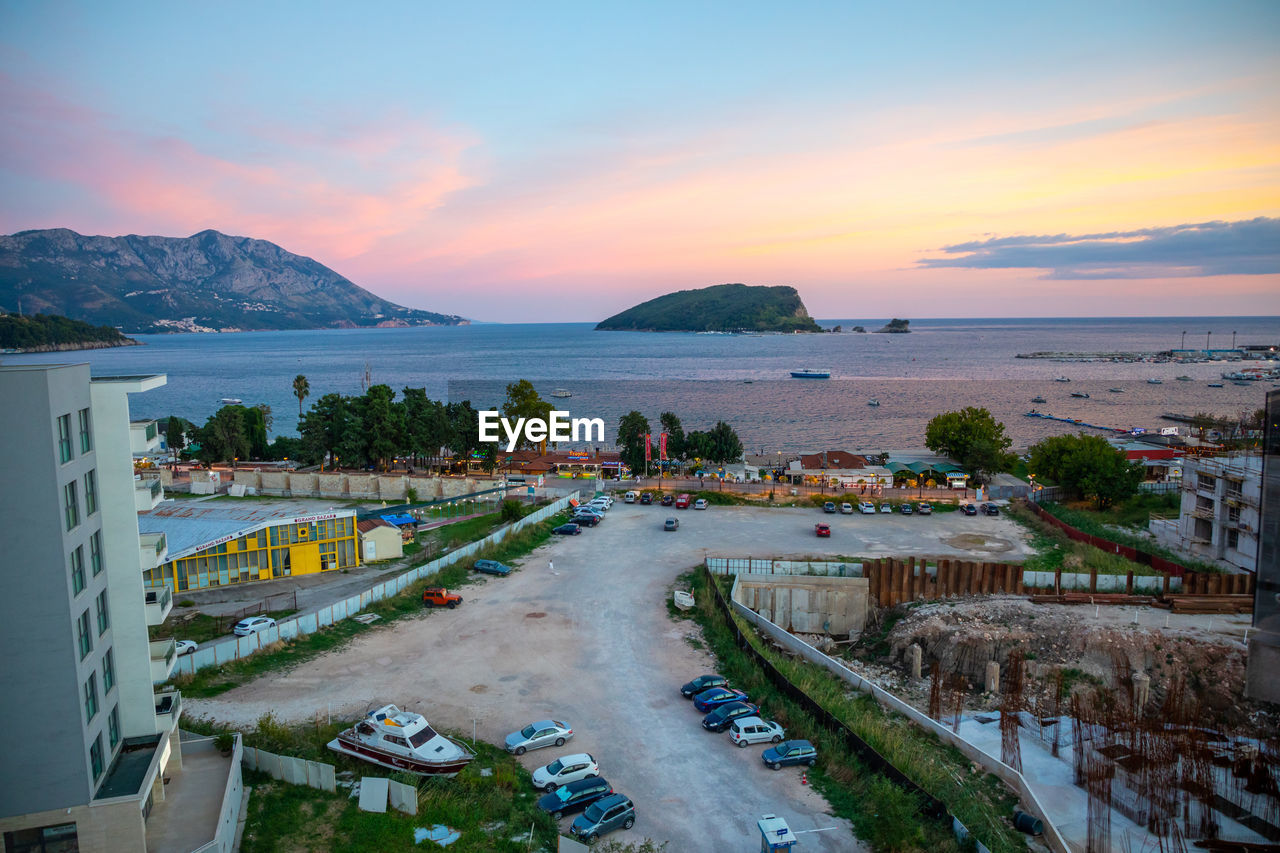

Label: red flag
[659,432,668,460]
[644,433,651,462]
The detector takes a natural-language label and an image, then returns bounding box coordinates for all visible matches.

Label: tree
[1028,433,1144,509]
[705,420,744,464]
[165,415,188,458]
[684,430,711,465]
[617,411,651,476]
[299,393,353,469]
[501,380,553,450]
[293,374,310,416]
[659,412,686,461]
[402,387,449,468]
[360,384,404,470]
[924,407,1016,484]
[197,406,249,464]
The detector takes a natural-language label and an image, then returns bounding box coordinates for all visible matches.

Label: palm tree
[293,374,310,415]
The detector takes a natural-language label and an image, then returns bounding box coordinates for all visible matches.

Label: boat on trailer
[327,704,475,777]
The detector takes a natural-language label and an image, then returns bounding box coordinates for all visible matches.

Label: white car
[175,640,198,656]
[532,753,600,792]
[693,499,708,510]
[233,616,276,636]
[586,500,611,512]
[728,716,785,747]
[840,503,853,514]
[858,502,876,514]
[880,503,892,513]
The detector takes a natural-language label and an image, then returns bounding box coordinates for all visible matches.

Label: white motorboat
[550,389,572,398]
[220,397,243,405]
[790,369,831,379]
[327,704,475,777]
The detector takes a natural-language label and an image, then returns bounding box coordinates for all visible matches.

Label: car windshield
[520,725,537,739]
[546,759,563,775]
[582,803,606,822]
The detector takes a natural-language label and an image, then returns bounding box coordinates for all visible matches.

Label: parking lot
[192,502,1034,850]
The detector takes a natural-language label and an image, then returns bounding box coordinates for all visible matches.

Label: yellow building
[139,503,360,592]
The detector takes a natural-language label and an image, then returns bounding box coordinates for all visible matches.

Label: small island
[595,283,822,333]
[0,312,140,353]
[874,318,910,333]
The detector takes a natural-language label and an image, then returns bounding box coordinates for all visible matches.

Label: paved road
[193,504,1033,850]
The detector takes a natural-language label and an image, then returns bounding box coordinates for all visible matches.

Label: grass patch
[1007,504,1166,577]
[171,510,571,698]
[688,571,1023,853]
[1036,501,1221,573]
[216,716,559,852]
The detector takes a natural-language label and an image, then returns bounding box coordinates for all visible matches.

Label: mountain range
[0,228,465,332]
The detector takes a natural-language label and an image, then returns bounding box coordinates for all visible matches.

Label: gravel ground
[189,504,1036,850]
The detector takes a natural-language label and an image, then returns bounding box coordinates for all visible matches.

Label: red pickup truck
[422,587,462,609]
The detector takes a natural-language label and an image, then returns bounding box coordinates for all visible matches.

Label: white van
[623,491,638,503]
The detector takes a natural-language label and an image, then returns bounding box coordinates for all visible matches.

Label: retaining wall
[174,493,577,675]
[230,470,497,500]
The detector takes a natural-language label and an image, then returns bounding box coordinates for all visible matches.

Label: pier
[1024,410,1129,434]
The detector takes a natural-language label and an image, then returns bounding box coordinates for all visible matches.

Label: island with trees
[874,318,910,333]
[0,312,140,352]
[595,283,822,333]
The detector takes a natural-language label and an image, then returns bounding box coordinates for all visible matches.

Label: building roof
[139,502,356,561]
[797,451,870,470]
[357,519,397,534]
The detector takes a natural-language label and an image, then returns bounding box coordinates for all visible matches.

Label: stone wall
[231,471,491,500]
[734,572,869,635]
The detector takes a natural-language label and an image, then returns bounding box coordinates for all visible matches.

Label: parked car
[675,493,691,509]
[693,498,708,510]
[728,716,785,747]
[532,753,599,792]
[692,687,750,712]
[233,616,276,636]
[880,502,892,513]
[639,492,653,505]
[702,701,760,732]
[571,514,601,527]
[823,501,837,513]
[505,720,574,755]
[575,507,605,520]
[814,523,831,537]
[660,494,674,506]
[568,793,635,843]
[473,559,512,576]
[175,639,198,656]
[981,503,1000,516]
[664,518,679,531]
[960,503,978,516]
[623,491,637,503]
[900,503,913,515]
[680,674,728,698]
[858,501,876,514]
[840,502,854,514]
[552,523,582,535]
[762,739,818,770]
[536,776,613,820]
[916,503,933,515]
[422,587,462,608]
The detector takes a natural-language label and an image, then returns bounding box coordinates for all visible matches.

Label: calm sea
[5,317,1277,453]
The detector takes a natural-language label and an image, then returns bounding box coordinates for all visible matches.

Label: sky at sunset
[2,1,1278,321]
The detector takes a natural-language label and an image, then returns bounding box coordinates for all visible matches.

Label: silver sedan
[504,719,574,755]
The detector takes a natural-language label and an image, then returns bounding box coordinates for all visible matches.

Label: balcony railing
[154,689,182,727]
[149,638,176,683]
[139,532,168,570]
[144,585,173,626]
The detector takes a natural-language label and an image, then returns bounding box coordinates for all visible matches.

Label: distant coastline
[2,338,143,354]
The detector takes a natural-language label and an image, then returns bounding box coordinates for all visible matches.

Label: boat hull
[327,735,473,777]
[790,371,830,379]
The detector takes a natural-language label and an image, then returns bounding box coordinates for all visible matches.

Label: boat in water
[220,397,243,405]
[1207,383,1224,388]
[867,398,880,407]
[1054,376,1071,382]
[790,369,831,379]
[1108,388,1124,393]
[1176,376,1192,382]
[1030,396,1047,404]
[1147,379,1163,385]
[550,389,572,398]
[327,704,475,777]
[1070,392,1090,398]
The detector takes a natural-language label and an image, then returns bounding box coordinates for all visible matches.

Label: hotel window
[79,407,93,453]
[108,705,120,749]
[3,822,80,853]
[102,648,115,693]
[76,610,93,659]
[57,413,73,463]
[1227,529,1240,550]
[71,546,86,595]
[89,733,104,782]
[64,481,79,531]
[90,531,103,576]
[95,590,110,635]
[83,673,98,723]
[84,470,98,516]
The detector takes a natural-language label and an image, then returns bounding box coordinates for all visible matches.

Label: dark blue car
[762,739,818,770]
[693,687,749,712]
[680,674,728,698]
[536,776,613,820]
[701,701,760,732]
[472,559,512,576]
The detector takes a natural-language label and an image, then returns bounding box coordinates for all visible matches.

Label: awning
[380,513,416,527]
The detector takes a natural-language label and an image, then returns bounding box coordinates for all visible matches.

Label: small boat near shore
[220,397,243,405]
[550,389,572,398]
[1108,388,1124,393]
[1054,376,1071,382]
[1207,383,1224,388]
[1031,396,1047,404]
[1147,378,1163,385]
[867,398,880,406]
[1070,392,1090,398]
[327,704,475,777]
[790,369,831,379]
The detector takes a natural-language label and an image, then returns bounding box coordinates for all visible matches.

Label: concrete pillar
[907,644,922,679]
[1135,671,1150,703]
[985,661,1000,694]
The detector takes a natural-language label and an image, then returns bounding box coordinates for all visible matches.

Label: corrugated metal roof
[138,502,356,561]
